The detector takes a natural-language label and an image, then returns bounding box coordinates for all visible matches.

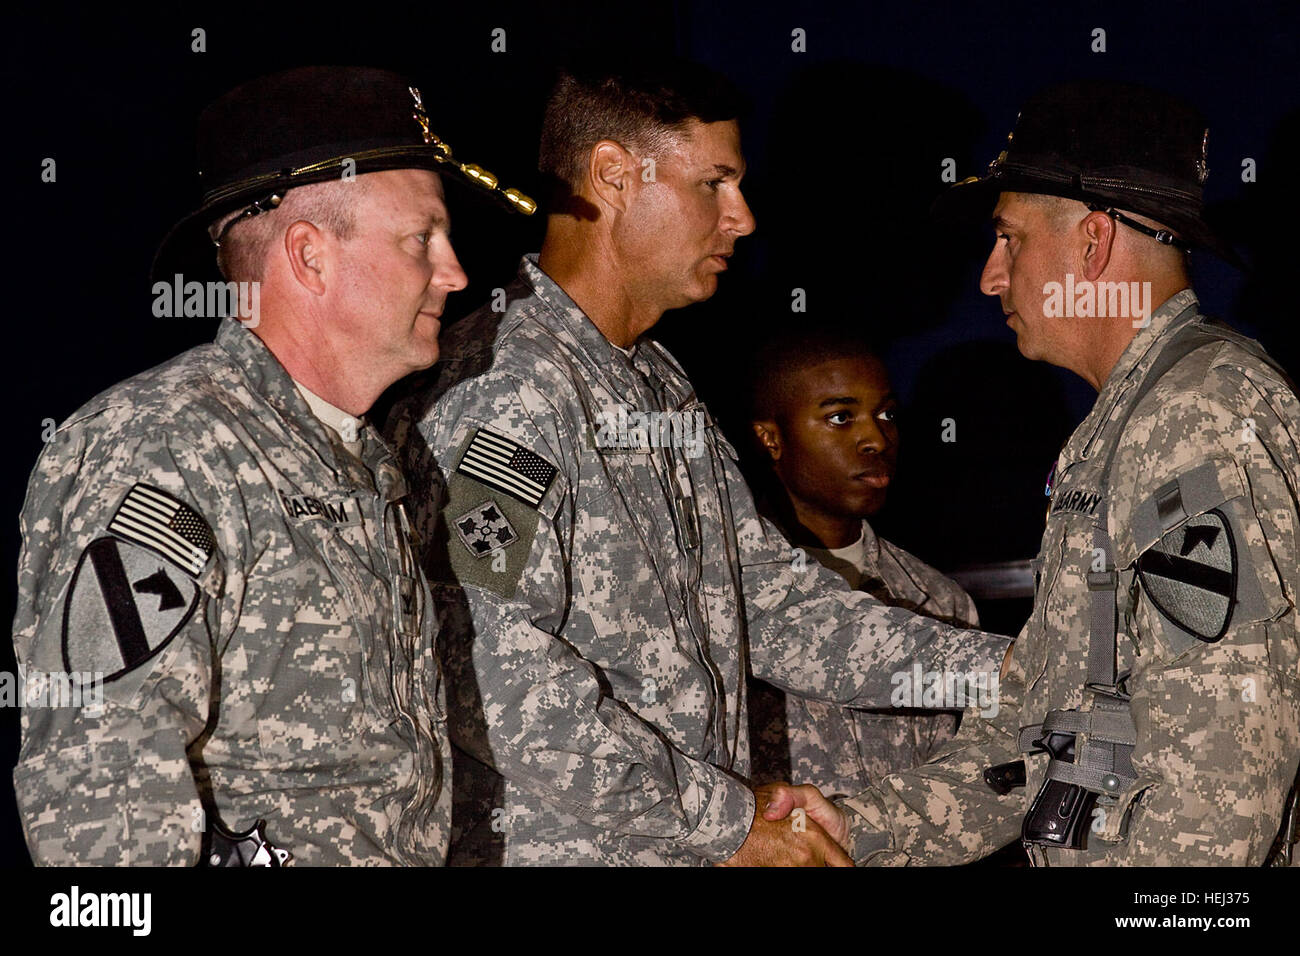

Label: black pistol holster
[201,817,291,867]
[1018,514,1141,851]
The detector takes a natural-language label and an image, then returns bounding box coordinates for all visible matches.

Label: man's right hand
[760,782,852,851]
[717,784,854,866]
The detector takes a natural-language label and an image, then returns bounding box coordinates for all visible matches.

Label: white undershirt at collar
[819,526,869,569]
[293,380,365,455]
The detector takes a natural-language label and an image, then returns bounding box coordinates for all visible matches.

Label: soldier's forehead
[665,119,746,169]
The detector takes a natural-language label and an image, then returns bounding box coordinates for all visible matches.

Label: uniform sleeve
[955,590,980,630]
[409,374,754,863]
[1105,593,1300,864]
[12,422,230,865]
[739,509,1010,707]
[1084,383,1300,864]
[837,651,1028,864]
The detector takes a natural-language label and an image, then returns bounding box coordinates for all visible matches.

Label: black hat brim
[150,146,529,285]
[932,170,1245,269]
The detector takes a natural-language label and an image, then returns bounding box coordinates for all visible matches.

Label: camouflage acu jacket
[389,255,1009,866]
[841,289,1300,865]
[750,518,980,799]
[12,319,450,865]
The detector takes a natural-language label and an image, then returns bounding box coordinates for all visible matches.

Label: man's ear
[589,140,635,213]
[283,219,329,295]
[751,420,782,461]
[1080,208,1117,282]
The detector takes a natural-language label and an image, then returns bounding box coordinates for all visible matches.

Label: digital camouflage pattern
[12,319,450,866]
[388,255,1010,866]
[750,518,980,799]
[840,290,1300,865]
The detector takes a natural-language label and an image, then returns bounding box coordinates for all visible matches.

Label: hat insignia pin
[986,129,1014,176]
[409,85,451,161]
[408,84,489,185]
[406,84,536,215]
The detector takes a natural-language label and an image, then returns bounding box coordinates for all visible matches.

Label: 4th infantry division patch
[454,500,519,557]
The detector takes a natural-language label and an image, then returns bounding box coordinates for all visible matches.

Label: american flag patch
[455,429,557,509]
[108,484,215,577]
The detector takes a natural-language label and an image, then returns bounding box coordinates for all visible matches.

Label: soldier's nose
[980,247,1008,297]
[858,421,888,452]
[433,239,468,293]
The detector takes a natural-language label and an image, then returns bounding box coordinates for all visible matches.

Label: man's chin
[859,491,887,518]
[685,272,720,304]
[827,490,886,522]
[405,337,441,372]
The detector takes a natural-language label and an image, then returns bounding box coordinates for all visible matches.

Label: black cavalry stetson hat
[933,81,1240,265]
[152,65,535,283]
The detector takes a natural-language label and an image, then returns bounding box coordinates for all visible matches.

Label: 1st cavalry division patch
[1136,509,1237,642]
[61,485,215,681]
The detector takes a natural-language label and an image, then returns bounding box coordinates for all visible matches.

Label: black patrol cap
[933,81,1241,266]
[152,65,536,283]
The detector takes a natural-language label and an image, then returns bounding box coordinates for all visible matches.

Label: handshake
[718,782,855,867]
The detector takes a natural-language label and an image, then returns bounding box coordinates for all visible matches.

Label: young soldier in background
[747,330,980,799]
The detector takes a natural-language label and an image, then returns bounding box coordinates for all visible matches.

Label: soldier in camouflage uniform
[11,67,530,865]
[389,60,1010,866]
[745,331,980,799]
[764,82,1300,866]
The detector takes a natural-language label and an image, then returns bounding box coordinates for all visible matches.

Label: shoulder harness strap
[1023,310,1290,806]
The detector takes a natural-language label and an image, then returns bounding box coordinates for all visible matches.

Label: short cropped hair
[208,177,372,282]
[749,326,885,423]
[538,57,745,199]
[1015,191,1188,270]
[1018,191,1077,222]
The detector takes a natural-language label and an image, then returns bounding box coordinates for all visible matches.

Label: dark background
[4,0,1297,866]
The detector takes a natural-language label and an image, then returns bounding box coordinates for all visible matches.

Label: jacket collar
[517,255,695,408]
[1063,287,1200,464]
[214,319,388,493]
[1098,287,1200,396]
